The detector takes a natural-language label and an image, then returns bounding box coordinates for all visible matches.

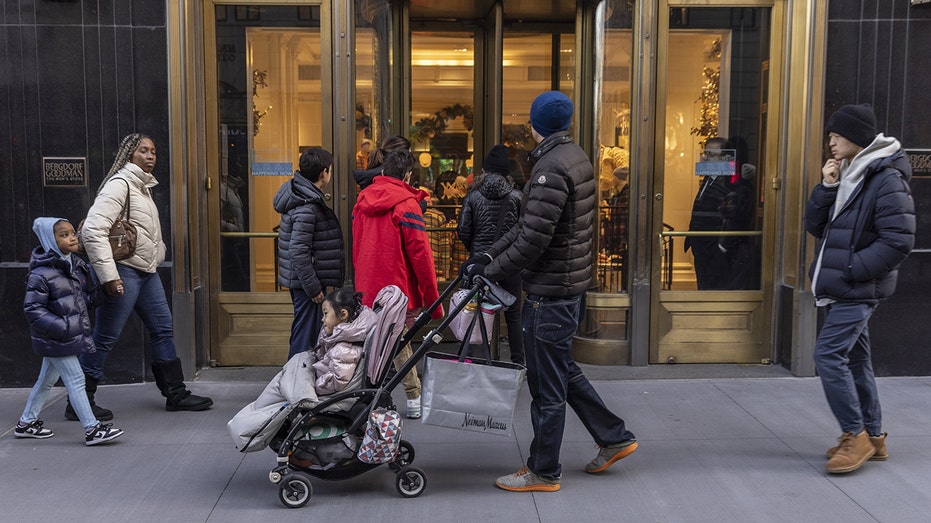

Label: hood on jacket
[354,176,422,217]
[353,167,383,190]
[33,217,69,259]
[317,306,376,349]
[478,173,513,200]
[273,174,325,214]
[833,134,905,219]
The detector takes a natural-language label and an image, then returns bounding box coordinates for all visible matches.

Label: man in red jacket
[352,148,442,419]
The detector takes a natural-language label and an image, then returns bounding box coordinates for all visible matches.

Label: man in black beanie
[463,92,638,492]
[805,103,915,474]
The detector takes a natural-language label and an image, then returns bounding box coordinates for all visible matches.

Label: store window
[409,31,475,282]
[596,3,634,294]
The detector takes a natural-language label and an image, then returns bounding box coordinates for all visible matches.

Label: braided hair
[98,133,151,193]
[324,287,365,322]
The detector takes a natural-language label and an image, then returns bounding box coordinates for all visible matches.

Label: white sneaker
[85,423,124,446]
[406,397,422,419]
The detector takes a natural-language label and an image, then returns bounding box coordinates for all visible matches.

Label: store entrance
[206,2,334,365]
[650,1,781,363]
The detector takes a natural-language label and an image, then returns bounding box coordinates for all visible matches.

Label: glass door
[207,2,333,365]
[651,1,779,363]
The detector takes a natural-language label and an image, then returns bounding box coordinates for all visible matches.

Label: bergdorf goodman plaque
[43,157,87,187]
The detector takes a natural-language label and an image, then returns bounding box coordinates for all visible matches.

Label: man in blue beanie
[463,91,638,491]
[806,103,915,474]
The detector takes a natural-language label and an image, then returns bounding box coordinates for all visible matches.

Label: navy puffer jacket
[805,148,915,301]
[485,132,595,297]
[274,174,345,296]
[457,173,522,254]
[24,248,105,357]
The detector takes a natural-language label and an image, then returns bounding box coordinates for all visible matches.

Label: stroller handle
[471,275,516,308]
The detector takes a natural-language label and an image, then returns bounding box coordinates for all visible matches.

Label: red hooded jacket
[352,176,442,318]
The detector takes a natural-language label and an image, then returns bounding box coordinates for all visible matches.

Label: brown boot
[825,431,888,461]
[826,431,875,474]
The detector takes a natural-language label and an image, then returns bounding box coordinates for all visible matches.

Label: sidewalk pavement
[2,365,931,522]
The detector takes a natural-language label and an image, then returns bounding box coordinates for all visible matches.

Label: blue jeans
[22,355,99,431]
[523,293,635,479]
[80,264,177,379]
[814,301,882,435]
[288,288,323,360]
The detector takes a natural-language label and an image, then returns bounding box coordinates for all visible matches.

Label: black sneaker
[14,420,54,439]
[85,423,123,446]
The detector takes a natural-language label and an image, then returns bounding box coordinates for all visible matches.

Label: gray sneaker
[495,466,560,492]
[585,440,638,473]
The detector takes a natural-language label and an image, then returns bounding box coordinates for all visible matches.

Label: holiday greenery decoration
[410,103,474,143]
[690,65,720,146]
[252,69,270,137]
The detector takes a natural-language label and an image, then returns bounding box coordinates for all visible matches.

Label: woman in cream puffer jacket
[74,133,212,419]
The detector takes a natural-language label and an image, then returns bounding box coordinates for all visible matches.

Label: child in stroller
[249,277,512,508]
[227,287,376,452]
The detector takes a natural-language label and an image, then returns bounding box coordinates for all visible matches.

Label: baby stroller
[263,275,514,508]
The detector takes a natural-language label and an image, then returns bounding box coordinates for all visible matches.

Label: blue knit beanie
[530,91,573,137]
[826,104,877,148]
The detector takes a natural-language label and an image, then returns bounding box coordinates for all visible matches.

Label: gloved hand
[459,252,493,278]
[465,262,487,286]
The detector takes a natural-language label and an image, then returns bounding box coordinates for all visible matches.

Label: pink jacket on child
[312,306,376,394]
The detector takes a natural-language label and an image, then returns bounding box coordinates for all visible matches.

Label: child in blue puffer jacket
[14,217,124,446]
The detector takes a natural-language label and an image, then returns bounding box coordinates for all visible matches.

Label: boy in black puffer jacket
[15,217,124,446]
[274,147,345,360]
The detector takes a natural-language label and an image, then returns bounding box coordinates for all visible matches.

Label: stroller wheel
[278,472,313,508]
[396,440,415,466]
[395,466,427,498]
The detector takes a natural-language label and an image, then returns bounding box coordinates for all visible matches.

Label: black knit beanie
[483,144,510,174]
[825,104,877,148]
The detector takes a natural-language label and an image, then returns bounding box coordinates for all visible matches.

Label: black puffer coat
[457,173,521,254]
[805,147,915,301]
[24,249,105,357]
[485,132,595,297]
[274,175,345,296]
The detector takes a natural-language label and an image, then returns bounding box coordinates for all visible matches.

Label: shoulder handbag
[78,179,138,261]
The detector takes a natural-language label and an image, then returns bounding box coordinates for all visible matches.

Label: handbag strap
[119,179,132,222]
[457,297,493,364]
[493,197,508,238]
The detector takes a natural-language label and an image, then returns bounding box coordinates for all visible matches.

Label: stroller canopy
[367,285,409,383]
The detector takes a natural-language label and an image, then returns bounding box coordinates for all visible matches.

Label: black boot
[151,358,213,412]
[64,374,114,421]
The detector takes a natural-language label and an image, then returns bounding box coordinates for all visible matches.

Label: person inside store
[74,133,213,419]
[805,103,914,474]
[462,91,638,492]
[353,135,411,192]
[457,144,524,365]
[685,136,756,290]
[355,138,372,170]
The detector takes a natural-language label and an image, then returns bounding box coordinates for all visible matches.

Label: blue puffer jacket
[805,147,915,301]
[23,248,105,357]
[274,174,345,296]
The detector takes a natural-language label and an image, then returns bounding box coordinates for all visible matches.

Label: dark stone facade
[1,1,169,386]
[825,2,931,376]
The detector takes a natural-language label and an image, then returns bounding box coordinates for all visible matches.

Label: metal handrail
[662,230,763,237]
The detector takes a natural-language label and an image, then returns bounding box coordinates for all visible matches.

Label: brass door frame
[202,0,339,365]
[649,0,786,364]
